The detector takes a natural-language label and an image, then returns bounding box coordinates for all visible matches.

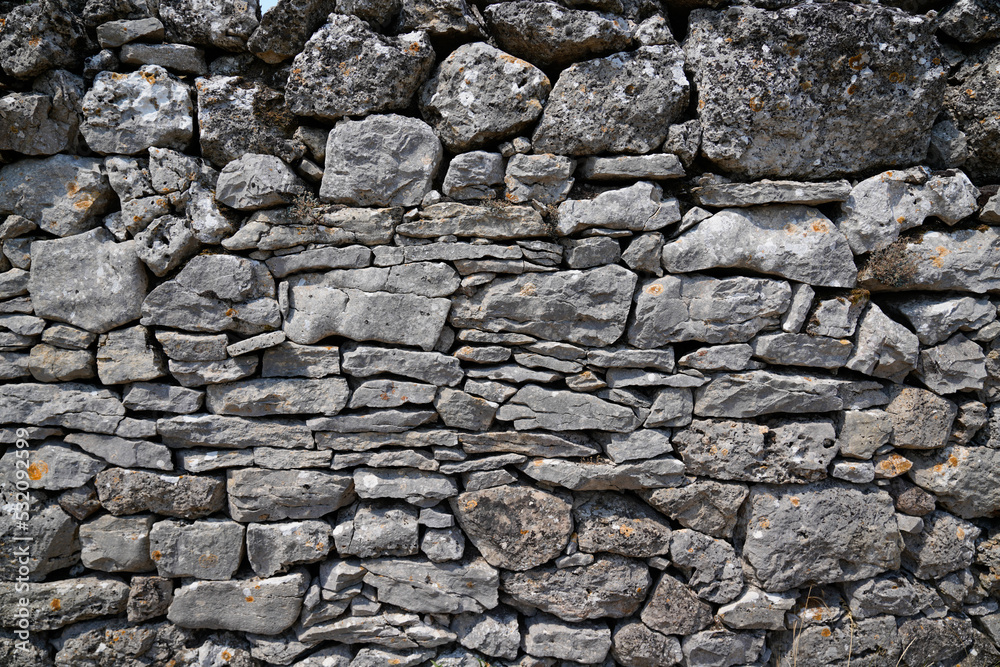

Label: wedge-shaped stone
[556,182,681,236]
[859,227,1000,293]
[641,481,749,539]
[29,228,146,333]
[662,206,857,287]
[286,14,434,121]
[686,3,944,178]
[629,274,791,348]
[227,468,355,522]
[451,266,637,347]
[915,333,987,394]
[501,554,651,621]
[284,285,450,351]
[205,378,349,417]
[497,384,639,432]
[518,456,685,491]
[908,445,1000,519]
[398,203,549,240]
[95,468,225,518]
[742,481,902,592]
[673,418,837,484]
[168,572,307,635]
[450,485,572,571]
[694,370,887,418]
[362,557,498,614]
[157,414,313,449]
[845,303,919,383]
[885,294,996,346]
[0,382,125,433]
[691,179,852,207]
[0,576,128,630]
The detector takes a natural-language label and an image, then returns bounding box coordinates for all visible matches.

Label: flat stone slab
[691,179,852,207]
[167,572,307,635]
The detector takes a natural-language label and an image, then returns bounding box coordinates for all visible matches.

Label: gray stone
[686,4,944,178]
[27,344,95,382]
[0,576,129,630]
[694,370,886,418]
[579,154,685,181]
[65,432,172,471]
[691,178,852,208]
[716,586,797,631]
[168,572,307,635]
[908,445,1000,519]
[641,480,748,539]
[52,619,197,666]
[134,215,200,277]
[421,526,466,563]
[227,468,355,521]
[120,43,208,75]
[225,331,286,357]
[0,0,89,79]
[928,118,969,169]
[504,154,575,205]
[781,283,814,334]
[155,331,227,361]
[532,45,688,155]
[256,447,332,469]
[160,0,259,50]
[611,622,683,667]
[673,417,837,484]
[556,181,681,235]
[641,387,692,427]
[806,295,866,338]
[168,357,259,387]
[640,572,713,636]
[0,269,29,300]
[916,333,987,394]
[518,456,685,491]
[419,42,549,151]
[216,154,306,211]
[148,145,217,195]
[886,294,996,346]
[96,325,167,385]
[247,0,337,63]
[680,629,766,667]
[843,572,942,620]
[600,428,672,463]
[261,342,341,378]
[434,388,497,431]
[622,232,665,277]
[287,14,433,121]
[96,468,225,518]
[348,380,437,409]
[465,364,560,384]
[41,324,96,351]
[0,351,30,380]
[247,520,333,577]
[286,263,460,299]
[126,576,173,622]
[498,384,639,432]
[266,246,372,280]
[308,409,438,434]
[522,613,612,663]
[227,207,401,252]
[751,332,853,370]
[562,237,621,269]
[669,529,743,604]
[0,382,125,433]
[459,431,598,458]
[501,554,650,621]
[742,481,902,592]
[158,414,315,450]
[845,303,920,383]
[206,377,349,417]
[859,227,1000,293]
[81,66,193,154]
[0,81,82,156]
[838,409,893,459]
[885,386,958,449]
[837,168,979,254]
[148,518,244,579]
[451,485,571,570]
[334,501,418,559]
[353,468,457,507]
[451,607,519,660]
[0,497,79,581]
[317,429,455,452]
[901,510,979,579]
[573,492,671,558]
[80,513,155,572]
[361,557,498,614]
[451,266,637,347]
[442,152,506,200]
[629,274,790,347]
[0,442,105,490]
[320,114,441,207]
[0,155,114,237]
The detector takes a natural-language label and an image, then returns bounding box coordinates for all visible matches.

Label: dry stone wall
[2,0,1000,665]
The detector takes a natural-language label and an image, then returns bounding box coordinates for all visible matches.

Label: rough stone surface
[227,468,355,521]
[149,518,244,580]
[167,572,307,635]
[160,0,259,50]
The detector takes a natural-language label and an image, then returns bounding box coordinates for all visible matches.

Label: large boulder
[160,0,259,51]
[685,3,945,178]
[945,42,1000,182]
[0,0,89,79]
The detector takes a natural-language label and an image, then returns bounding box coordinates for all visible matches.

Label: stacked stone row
[3,0,1000,665]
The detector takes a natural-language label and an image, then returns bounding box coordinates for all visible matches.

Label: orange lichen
[646,284,663,295]
[50,599,61,611]
[27,461,47,481]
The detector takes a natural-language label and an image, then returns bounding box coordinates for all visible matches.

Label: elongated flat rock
[157,414,314,449]
[206,378,349,417]
[397,203,549,240]
[691,179,852,207]
[497,385,640,433]
[168,572,307,635]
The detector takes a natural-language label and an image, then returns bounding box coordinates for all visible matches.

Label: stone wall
[2,0,1000,665]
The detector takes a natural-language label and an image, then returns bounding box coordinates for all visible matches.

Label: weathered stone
[837,409,893,460]
[148,518,243,580]
[39,324,94,352]
[258,342,339,378]
[227,468,354,521]
[133,215,200,277]
[353,468,457,507]
[915,333,987,394]
[459,431,598,458]
[126,576,174,622]
[886,294,995,346]
[266,246,372,280]
[0,497,79,581]
[247,520,333,577]
[945,42,1000,182]
[247,0,336,63]
[611,621,682,667]
[681,629,767,667]
[441,152,505,200]
[751,332,853,370]
[215,154,306,210]
[0,576,129,630]
[95,17,164,48]
[27,344,95,382]
[885,386,958,449]
[573,492,671,558]
[0,77,82,156]
[451,606,519,660]
[669,529,743,604]
[121,43,207,75]
[556,181,681,235]
[160,0,259,50]
[532,45,688,155]
[742,481,902,592]
[663,206,856,288]
[522,613,612,663]
[308,409,438,434]
[0,155,113,237]
[504,154,575,205]
[168,357,258,387]
[418,42,549,151]
[286,263,459,299]
[621,232,665,277]
[901,510,979,579]
[641,480,748,539]
[0,382,125,433]
[81,66,193,155]
[287,14,433,121]
[205,377,349,417]
[158,414,313,450]
[674,417,837,484]
[629,274,790,347]
[599,428,672,463]
[501,554,650,621]
[843,572,942,620]
[579,154,685,182]
[518,456,685,491]
[497,384,639,432]
[837,168,979,254]
[361,557,498,613]
[686,4,944,178]
[639,572,713,636]
[0,442,105,490]
[691,178,852,208]
[0,0,89,79]
[716,586,797,631]
[908,445,1000,519]
[347,380,437,410]
[561,237,621,269]
[65,432,172,471]
[845,303,920,383]
[450,485,571,570]
[80,513,155,572]
[168,572,307,635]
[96,468,225,518]
[95,325,167,385]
